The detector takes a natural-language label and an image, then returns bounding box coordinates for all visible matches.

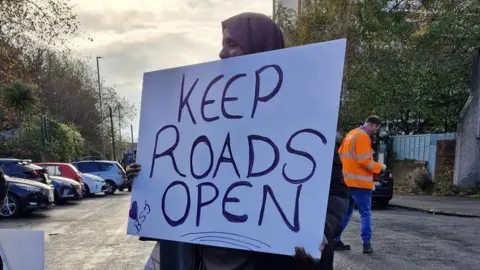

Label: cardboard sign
[128,39,346,258]
[0,229,44,270]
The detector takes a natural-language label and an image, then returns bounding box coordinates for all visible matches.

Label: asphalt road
[0,193,478,270]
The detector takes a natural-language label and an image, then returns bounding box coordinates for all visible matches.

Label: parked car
[0,159,51,185]
[0,176,54,218]
[34,162,83,183]
[81,173,107,196]
[71,161,128,194]
[50,176,83,204]
[372,171,394,208]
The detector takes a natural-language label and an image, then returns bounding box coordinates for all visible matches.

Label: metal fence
[390,133,456,177]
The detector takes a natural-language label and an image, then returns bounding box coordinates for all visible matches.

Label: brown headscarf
[221,12,285,55]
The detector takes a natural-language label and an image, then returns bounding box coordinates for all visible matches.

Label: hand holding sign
[128,39,346,258]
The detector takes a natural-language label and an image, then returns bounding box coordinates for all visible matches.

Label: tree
[276,0,477,135]
[0,0,134,160]
[2,81,37,127]
[0,0,80,84]
[409,0,479,133]
[0,0,79,48]
[101,85,136,159]
[276,0,419,132]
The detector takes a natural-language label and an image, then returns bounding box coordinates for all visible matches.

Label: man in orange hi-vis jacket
[334,115,386,254]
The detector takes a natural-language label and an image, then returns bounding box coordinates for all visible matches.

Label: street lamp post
[96,56,106,159]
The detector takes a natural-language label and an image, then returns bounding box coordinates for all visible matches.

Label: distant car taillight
[31,170,39,178]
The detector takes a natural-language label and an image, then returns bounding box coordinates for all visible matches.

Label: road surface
[0,193,478,269]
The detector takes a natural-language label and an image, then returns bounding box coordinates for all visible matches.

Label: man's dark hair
[365,115,381,126]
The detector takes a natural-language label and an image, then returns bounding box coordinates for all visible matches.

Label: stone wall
[453,48,480,189]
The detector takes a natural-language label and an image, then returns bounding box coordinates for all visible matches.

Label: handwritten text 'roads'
[149,64,328,233]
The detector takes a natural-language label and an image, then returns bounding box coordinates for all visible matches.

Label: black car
[372,171,394,208]
[0,176,55,218]
[0,159,51,185]
[50,176,83,204]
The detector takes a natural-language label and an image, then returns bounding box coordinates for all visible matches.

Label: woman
[132,12,348,270]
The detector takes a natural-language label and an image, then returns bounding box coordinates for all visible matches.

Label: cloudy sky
[69,0,272,141]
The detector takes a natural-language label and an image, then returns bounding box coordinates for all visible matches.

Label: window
[77,162,100,173]
[56,166,62,175]
[98,162,114,172]
[0,163,11,174]
[45,166,56,176]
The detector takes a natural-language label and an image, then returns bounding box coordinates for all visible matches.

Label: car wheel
[84,185,93,197]
[376,199,390,209]
[0,194,21,218]
[54,191,66,205]
[128,186,132,192]
[104,180,117,195]
[118,188,124,192]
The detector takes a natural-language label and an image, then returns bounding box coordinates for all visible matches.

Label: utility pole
[96,56,106,159]
[118,106,122,149]
[130,124,134,156]
[130,124,134,146]
[109,106,116,160]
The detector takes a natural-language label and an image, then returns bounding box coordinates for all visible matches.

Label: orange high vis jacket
[338,127,382,190]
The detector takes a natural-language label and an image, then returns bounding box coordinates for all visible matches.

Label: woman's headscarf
[221,12,285,55]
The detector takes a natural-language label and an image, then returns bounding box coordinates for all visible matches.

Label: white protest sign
[128,39,346,258]
[0,229,44,270]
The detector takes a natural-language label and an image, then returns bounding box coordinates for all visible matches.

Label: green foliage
[50,121,84,161]
[276,0,480,135]
[0,118,84,162]
[0,0,135,158]
[2,81,37,124]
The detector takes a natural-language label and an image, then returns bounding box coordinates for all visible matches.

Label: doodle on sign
[129,200,151,234]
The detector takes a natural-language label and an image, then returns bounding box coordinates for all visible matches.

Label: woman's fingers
[128,163,141,173]
[320,234,328,251]
[294,246,315,265]
[127,163,142,180]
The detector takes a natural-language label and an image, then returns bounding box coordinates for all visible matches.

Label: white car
[72,161,129,194]
[81,173,107,196]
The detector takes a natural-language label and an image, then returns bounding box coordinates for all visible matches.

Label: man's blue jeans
[335,188,372,244]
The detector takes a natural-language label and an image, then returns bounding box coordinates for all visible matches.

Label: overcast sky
[69,0,271,142]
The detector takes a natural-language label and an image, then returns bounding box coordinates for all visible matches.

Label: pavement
[0,192,479,269]
[390,195,480,217]
[0,193,154,270]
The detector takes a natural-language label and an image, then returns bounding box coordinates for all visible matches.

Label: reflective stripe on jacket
[338,128,382,190]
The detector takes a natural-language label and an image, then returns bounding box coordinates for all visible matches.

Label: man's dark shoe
[334,241,351,251]
[363,244,373,254]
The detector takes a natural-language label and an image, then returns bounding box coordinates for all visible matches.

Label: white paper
[0,229,44,270]
[128,39,346,258]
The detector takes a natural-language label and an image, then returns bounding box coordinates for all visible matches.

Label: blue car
[0,176,55,218]
[50,176,83,204]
